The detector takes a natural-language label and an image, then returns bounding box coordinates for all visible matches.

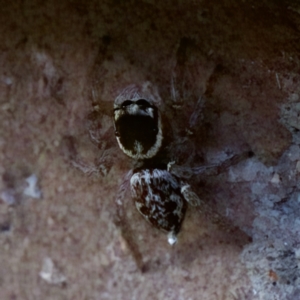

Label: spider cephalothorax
[113,84,163,160]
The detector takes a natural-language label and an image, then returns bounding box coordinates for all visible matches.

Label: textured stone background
[1,0,300,299]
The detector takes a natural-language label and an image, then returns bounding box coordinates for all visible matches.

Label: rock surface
[0,1,300,299]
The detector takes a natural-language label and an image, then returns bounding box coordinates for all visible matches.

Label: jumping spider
[110,83,251,245]
[63,82,251,249]
[112,83,214,245]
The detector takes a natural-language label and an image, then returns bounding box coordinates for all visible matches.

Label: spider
[62,80,251,260]
[111,83,251,246]
[112,83,204,245]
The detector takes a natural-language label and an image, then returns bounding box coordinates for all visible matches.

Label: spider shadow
[120,202,252,274]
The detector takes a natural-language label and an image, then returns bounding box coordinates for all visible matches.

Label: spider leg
[94,148,116,176]
[60,136,98,176]
[170,151,253,179]
[180,180,239,232]
[61,135,114,177]
[180,183,202,207]
[178,179,237,233]
[179,151,254,233]
[113,170,148,272]
[188,96,205,130]
[114,170,133,221]
[169,163,217,179]
[210,151,254,175]
[170,74,178,104]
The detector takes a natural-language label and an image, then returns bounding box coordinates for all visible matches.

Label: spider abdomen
[130,169,187,242]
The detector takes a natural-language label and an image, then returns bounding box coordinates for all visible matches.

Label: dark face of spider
[114,99,163,160]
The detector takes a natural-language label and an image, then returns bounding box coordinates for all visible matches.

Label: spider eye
[136,99,151,107]
[115,130,120,137]
[121,100,133,108]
